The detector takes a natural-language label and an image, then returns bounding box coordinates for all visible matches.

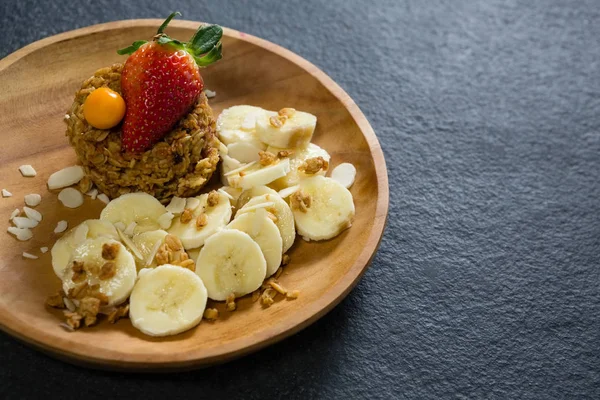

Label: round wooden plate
[0,19,388,370]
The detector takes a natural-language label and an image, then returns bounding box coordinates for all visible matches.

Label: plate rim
[0,18,389,370]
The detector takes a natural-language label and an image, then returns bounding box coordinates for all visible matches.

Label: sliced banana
[227,208,282,277]
[100,192,167,234]
[195,230,266,300]
[266,143,331,190]
[256,109,316,148]
[131,229,169,269]
[51,219,119,278]
[227,142,262,163]
[62,238,137,306]
[238,193,295,253]
[129,264,208,337]
[227,158,290,189]
[235,185,279,211]
[167,192,232,249]
[292,176,355,241]
[216,105,268,149]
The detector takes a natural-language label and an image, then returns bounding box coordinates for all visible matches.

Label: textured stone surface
[2,0,600,398]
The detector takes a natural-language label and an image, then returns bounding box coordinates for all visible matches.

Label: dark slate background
[2,0,600,398]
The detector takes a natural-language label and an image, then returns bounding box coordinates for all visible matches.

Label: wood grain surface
[0,19,388,370]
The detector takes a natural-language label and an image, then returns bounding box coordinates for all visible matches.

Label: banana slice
[195,230,266,300]
[217,105,268,149]
[100,192,167,234]
[131,230,169,269]
[291,176,355,241]
[129,264,208,337]
[62,238,137,306]
[227,158,290,189]
[235,185,279,211]
[227,142,262,163]
[51,219,119,278]
[238,193,295,253]
[167,192,232,249]
[227,208,282,277]
[266,143,331,190]
[256,109,316,148]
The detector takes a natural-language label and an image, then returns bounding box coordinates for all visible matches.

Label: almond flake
[278,185,300,198]
[9,208,19,220]
[186,197,201,211]
[40,247,49,253]
[19,165,36,177]
[23,206,42,222]
[2,189,12,197]
[157,212,174,230]
[217,188,234,200]
[123,221,137,236]
[47,166,85,190]
[12,216,38,229]
[24,193,41,207]
[166,197,186,214]
[113,222,126,231]
[54,220,68,233]
[97,193,110,204]
[237,201,275,214]
[85,188,98,200]
[22,252,38,260]
[8,227,33,241]
[204,89,216,98]
[58,188,84,208]
[223,161,257,177]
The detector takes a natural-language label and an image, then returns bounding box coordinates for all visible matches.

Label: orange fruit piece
[83,87,126,129]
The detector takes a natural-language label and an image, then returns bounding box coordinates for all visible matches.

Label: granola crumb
[268,279,287,296]
[79,297,101,327]
[46,291,66,308]
[177,259,195,272]
[107,304,129,324]
[207,190,220,207]
[282,254,291,266]
[260,288,276,307]
[299,156,329,174]
[286,290,300,299]
[277,150,294,158]
[267,212,278,223]
[165,234,183,251]
[290,190,312,213]
[101,242,120,260]
[180,208,193,223]
[203,308,219,321]
[195,213,208,229]
[71,261,86,283]
[226,293,236,311]
[99,261,116,280]
[259,151,277,166]
[278,108,296,118]
[269,115,285,128]
[155,243,170,265]
[252,289,261,302]
[64,311,83,329]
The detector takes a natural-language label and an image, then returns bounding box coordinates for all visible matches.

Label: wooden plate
[0,19,388,370]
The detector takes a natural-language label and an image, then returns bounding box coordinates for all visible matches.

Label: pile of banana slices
[50,105,357,337]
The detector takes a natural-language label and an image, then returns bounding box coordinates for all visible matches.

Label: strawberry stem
[117,12,223,67]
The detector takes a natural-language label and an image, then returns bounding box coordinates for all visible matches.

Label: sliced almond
[157,212,174,230]
[8,227,33,241]
[166,196,186,214]
[22,252,38,260]
[24,193,41,207]
[9,208,19,220]
[19,165,37,177]
[54,220,68,233]
[47,166,85,190]
[23,206,42,222]
[186,197,201,211]
[97,193,110,204]
[12,216,38,229]
[58,188,84,208]
[278,185,300,198]
[2,189,12,197]
[40,247,49,253]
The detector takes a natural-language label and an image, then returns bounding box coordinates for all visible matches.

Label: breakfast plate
[0,18,388,370]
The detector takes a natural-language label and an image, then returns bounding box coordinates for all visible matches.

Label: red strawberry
[117,12,223,152]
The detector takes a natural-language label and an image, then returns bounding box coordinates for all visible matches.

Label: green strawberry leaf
[157,11,181,34]
[117,40,148,55]
[156,35,185,50]
[193,43,223,66]
[188,25,223,55]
